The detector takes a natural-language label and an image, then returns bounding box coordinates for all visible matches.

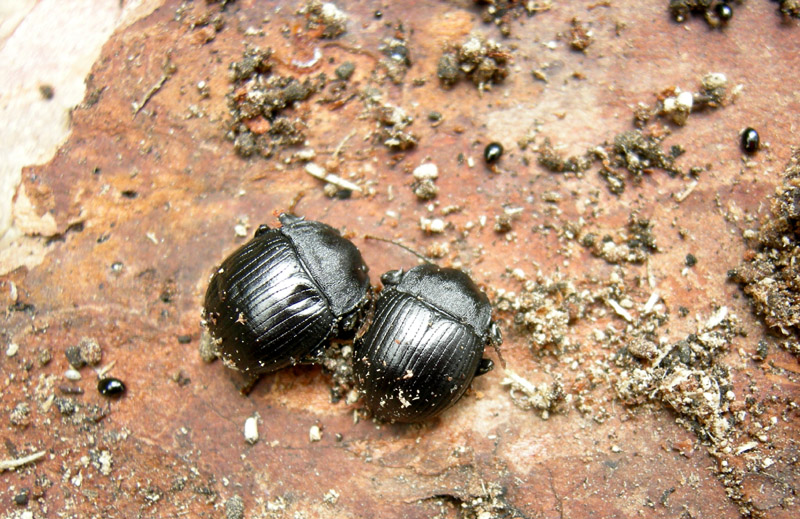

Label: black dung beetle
[741,127,760,154]
[98,377,126,397]
[353,264,501,423]
[203,214,371,375]
[484,142,504,164]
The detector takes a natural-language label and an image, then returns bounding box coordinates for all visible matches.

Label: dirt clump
[729,150,800,338]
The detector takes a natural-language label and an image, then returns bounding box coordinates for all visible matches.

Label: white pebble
[412,163,439,180]
[65,368,82,381]
[6,342,19,357]
[309,424,322,442]
[244,416,259,445]
[676,91,693,111]
[234,224,248,237]
[419,217,445,233]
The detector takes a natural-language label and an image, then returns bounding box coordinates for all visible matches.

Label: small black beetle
[741,127,760,154]
[203,214,371,375]
[98,377,126,397]
[353,264,501,422]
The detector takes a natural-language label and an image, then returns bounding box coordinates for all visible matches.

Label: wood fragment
[0,450,46,472]
[132,57,176,117]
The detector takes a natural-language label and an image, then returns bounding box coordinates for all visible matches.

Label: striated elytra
[353,264,502,423]
[203,214,371,375]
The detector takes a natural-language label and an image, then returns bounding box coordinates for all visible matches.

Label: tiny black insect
[98,377,126,397]
[203,214,371,375]
[741,127,760,154]
[715,3,733,22]
[354,264,501,423]
[484,142,504,164]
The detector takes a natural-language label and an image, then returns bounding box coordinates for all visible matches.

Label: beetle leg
[380,269,404,286]
[489,321,503,346]
[475,358,494,376]
[278,213,304,226]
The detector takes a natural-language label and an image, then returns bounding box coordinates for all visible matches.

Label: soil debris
[412,163,440,200]
[635,73,730,127]
[536,129,687,194]
[320,343,359,405]
[495,272,590,350]
[66,336,102,368]
[612,130,682,179]
[475,0,553,37]
[501,370,567,419]
[729,150,800,337]
[614,306,741,445]
[226,46,324,158]
[778,0,800,18]
[371,101,418,151]
[426,481,527,519]
[437,34,511,91]
[300,1,348,38]
[568,18,593,51]
[379,29,412,84]
[225,495,245,519]
[535,138,594,174]
[577,214,658,264]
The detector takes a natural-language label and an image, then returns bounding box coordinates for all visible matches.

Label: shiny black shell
[98,377,126,397]
[741,127,760,154]
[353,264,501,422]
[203,214,370,375]
[484,142,503,163]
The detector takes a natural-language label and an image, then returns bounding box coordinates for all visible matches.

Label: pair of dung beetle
[202,214,501,423]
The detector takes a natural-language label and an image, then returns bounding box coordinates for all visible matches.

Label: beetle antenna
[364,234,432,264]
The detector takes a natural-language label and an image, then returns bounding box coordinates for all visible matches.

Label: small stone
[412,163,438,180]
[494,214,512,233]
[65,368,82,381]
[65,346,85,368]
[244,415,259,444]
[14,489,30,506]
[628,337,659,361]
[335,61,355,80]
[309,424,322,442]
[10,402,30,427]
[78,337,102,366]
[38,348,52,366]
[420,217,446,233]
[225,495,245,519]
[6,342,19,357]
[413,180,438,200]
[676,91,694,112]
[323,183,339,198]
[323,489,340,505]
[39,84,54,100]
[54,397,78,416]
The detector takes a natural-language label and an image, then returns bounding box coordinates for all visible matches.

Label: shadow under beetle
[354,263,502,423]
[203,214,371,375]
